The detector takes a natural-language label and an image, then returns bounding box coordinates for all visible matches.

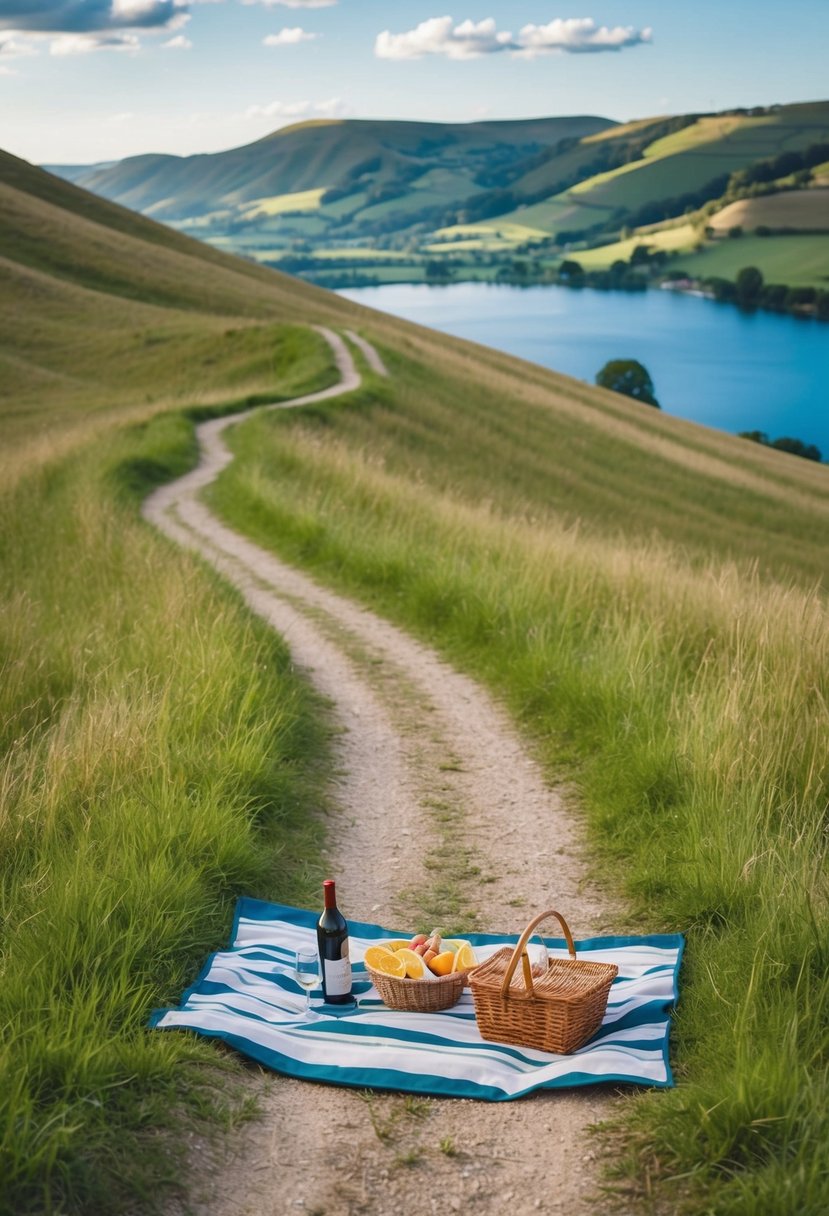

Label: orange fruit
[364,944,394,970]
[373,952,407,978]
[429,951,455,977]
[453,942,478,972]
[395,947,428,980]
[384,940,410,952]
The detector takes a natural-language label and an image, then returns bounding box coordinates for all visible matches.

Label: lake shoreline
[337,280,829,460]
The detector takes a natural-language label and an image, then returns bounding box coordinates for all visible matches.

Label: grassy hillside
[707,186,829,232]
[211,333,829,1215]
[46,104,829,301]
[49,115,612,242]
[489,102,829,239]
[0,151,356,1215]
[2,151,829,1215]
[574,222,829,288]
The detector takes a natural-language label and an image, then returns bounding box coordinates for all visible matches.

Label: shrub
[595,359,660,408]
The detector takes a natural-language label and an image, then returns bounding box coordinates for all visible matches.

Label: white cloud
[516,18,652,56]
[50,31,140,53]
[263,26,317,46]
[241,1,335,8]
[111,0,170,21]
[375,13,652,60]
[162,32,192,47]
[0,30,38,57]
[244,95,344,120]
[376,16,513,61]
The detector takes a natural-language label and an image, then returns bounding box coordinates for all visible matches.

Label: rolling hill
[47,115,612,248]
[46,103,829,278]
[2,152,828,1216]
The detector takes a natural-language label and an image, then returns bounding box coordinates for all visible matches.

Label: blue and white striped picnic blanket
[151,899,683,1100]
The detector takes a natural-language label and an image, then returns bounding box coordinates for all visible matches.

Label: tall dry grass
[0,341,336,1215]
[211,403,829,1214]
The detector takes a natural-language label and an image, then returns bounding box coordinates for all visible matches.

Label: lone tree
[736,265,764,307]
[595,359,660,408]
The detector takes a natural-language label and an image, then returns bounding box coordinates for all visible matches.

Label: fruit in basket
[374,952,407,978]
[364,944,394,970]
[364,933,477,980]
[429,951,455,977]
[452,942,478,972]
[395,948,428,979]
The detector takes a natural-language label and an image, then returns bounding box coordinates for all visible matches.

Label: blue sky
[1,1,828,165]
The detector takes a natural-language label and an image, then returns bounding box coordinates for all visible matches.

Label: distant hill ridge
[43,102,829,283]
[48,115,613,221]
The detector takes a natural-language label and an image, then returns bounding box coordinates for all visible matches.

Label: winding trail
[144,327,618,1216]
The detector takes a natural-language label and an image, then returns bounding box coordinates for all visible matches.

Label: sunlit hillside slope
[1,153,828,1216]
[2,147,826,581]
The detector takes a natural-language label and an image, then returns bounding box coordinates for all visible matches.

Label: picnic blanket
[150,898,684,1101]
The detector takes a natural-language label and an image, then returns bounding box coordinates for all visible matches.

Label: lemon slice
[364,944,394,970]
[384,940,410,952]
[452,942,478,972]
[373,952,407,978]
[395,947,430,980]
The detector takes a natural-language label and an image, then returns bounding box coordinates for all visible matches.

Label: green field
[486,103,829,241]
[708,187,829,233]
[3,147,829,1216]
[575,222,699,267]
[571,223,829,288]
[676,233,829,287]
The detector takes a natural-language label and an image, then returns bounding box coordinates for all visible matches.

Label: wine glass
[526,934,549,978]
[294,948,319,1020]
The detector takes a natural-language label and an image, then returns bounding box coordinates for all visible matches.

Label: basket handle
[499,910,577,999]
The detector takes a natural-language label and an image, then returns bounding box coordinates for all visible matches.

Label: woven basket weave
[469,910,617,1054]
[366,962,469,1012]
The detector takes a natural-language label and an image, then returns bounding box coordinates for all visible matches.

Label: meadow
[0,152,355,1213]
[210,334,829,1215]
[3,148,829,1214]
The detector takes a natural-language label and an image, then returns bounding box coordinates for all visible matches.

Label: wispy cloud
[263,26,317,46]
[244,95,344,120]
[516,18,652,56]
[0,31,38,57]
[241,1,336,9]
[376,17,511,61]
[375,14,652,60]
[50,31,141,53]
[162,32,192,48]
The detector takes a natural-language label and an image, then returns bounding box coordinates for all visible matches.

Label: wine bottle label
[323,955,352,996]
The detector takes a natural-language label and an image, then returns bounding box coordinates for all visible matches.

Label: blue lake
[339,283,829,458]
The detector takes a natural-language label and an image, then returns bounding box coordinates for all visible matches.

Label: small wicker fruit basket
[365,963,469,1013]
[469,909,618,1054]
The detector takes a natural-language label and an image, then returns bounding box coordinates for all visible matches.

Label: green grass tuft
[209,367,829,1216]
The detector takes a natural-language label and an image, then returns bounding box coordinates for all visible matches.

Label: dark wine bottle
[317,879,352,1004]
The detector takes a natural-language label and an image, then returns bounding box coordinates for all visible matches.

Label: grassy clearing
[240,188,326,219]
[210,351,829,1214]
[674,233,829,288]
[0,331,340,1214]
[575,223,700,268]
[708,188,829,233]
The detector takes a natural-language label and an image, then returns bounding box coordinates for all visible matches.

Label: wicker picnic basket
[469,909,618,1054]
[365,962,469,1013]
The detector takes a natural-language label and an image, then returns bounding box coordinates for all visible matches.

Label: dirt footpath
[144,328,621,1216]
